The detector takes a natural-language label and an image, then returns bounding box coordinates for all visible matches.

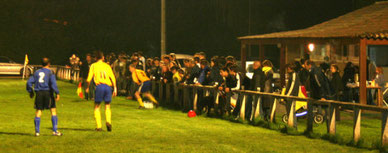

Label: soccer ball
[143,101,154,109]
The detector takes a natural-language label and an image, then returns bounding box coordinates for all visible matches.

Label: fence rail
[152,81,388,147]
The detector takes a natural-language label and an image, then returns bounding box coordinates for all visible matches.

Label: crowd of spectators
[73,51,385,119]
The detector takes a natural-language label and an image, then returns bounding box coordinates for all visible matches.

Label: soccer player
[86,51,117,132]
[27,57,62,136]
[129,64,159,109]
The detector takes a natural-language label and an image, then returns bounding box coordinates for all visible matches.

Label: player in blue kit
[27,57,62,136]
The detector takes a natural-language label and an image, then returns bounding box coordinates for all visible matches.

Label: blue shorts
[95,84,112,103]
[138,81,151,93]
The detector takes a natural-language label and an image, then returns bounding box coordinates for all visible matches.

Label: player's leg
[135,91,144,108]
[144,92,158,105]
[94,85,104,131]
[50,108,62,136]
[34,110,42,136]
[94,103,102,131]
[34,91,44,136]
[103,85,112,132]
[105,104,112,131]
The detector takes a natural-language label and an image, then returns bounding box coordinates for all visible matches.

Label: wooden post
[253,96,262,120]
[259,44,264,61]
[328,104,336,135]
[193,87,198,111]
[159,81,164,102]
[166,83,171,103]
[378,88,382,106]
[359,39,367,104]
[280,44,286,87]
[183,87,188,111]
[307,99,314,133]
[382,111,388,147]
[241,43,247,73]
[174,85,179,106]
[240,94,246,120]
[152,81,156,97]
[353,108,361,143]
[270,98,277,123]
[287,100,296,127]
[214,89,219,114]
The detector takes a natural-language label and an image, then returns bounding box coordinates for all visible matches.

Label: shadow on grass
[0,131,32,136]
[46,127,95,132]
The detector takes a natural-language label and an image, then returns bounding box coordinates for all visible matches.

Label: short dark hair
[200,59,208,66]
[305,60,314,66]
[221,67,229,72]
[95,51,104,60]
[129,63,137,68]
[286,63,296,71]
[171,66,179,71]
[194,57,200,63]
[229,65,239,72]
[42,57,50,66]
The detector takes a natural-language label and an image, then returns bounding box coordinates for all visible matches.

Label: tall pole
[161,0,166,56]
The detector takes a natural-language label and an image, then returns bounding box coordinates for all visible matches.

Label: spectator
[80,53,95,100]
[305,60,331,100]
[250,61,265,91]
[329,64,343,101]
[262,60,274,120]
[69,54,80,82]
[342,62,355,102]
[209,56,223,86]
[150,57,162,81]
[161,64,173,84]
[197,59,210,85]
[112,53,129,95]
[284,63,300,126]
[187,60,200,84]
[299,59,310,88]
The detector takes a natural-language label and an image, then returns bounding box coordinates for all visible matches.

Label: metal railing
[55,66,80,82]
[152,81,388,147]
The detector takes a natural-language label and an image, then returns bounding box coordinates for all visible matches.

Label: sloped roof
[238,1,388,40]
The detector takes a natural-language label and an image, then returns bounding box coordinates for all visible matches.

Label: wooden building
[238,1,388,104]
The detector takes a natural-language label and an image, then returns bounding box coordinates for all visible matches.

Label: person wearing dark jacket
[330,64,343,101]
[251,61,265,91]
[342,62,355,102]
[248,61,265,120]
[209,56,224,86]
[305,60,331,100]
[262,60,274,120]
[284,63,300,127]
[80,53,95,100]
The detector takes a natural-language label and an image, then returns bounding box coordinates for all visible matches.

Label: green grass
[0,79,380,153]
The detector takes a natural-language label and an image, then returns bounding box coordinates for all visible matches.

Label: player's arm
[26,76,35,98]
[85,64,94,93]
[49,73,60,101]
[107,66,117,96]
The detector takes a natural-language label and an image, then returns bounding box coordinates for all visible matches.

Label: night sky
[0,0,378,65]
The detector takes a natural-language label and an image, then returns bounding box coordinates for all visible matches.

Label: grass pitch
[0,79,379,153]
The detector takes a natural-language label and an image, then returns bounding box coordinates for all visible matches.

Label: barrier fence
[152,80,388,148]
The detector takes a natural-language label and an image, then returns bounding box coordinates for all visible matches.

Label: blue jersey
[27,68,59,94]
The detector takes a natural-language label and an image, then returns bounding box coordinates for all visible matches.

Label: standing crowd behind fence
[63,51,386,109]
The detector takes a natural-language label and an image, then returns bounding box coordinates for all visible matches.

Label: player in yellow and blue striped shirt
[86,51,117,131]
[129,64,158,109]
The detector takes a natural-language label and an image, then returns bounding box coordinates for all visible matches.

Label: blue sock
[34,117,40,133]
[51,116,58,132]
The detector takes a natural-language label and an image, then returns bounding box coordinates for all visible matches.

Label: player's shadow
[0,131,32,136]
[46,127,95,132]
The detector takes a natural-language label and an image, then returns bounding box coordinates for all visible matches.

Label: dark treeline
[0,0,377,65]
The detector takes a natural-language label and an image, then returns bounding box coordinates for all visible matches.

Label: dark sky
[0,0,378,65]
